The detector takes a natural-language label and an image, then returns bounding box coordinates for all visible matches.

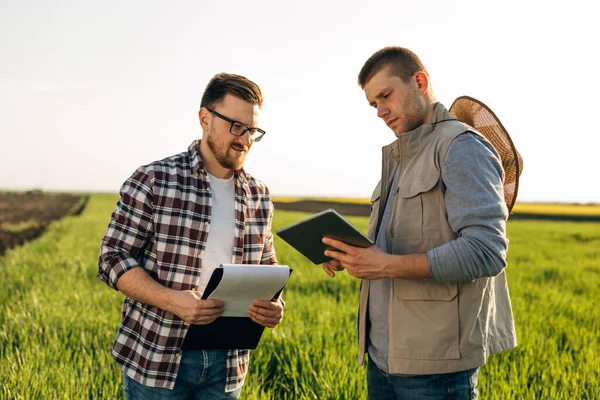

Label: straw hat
[449,96,523,213]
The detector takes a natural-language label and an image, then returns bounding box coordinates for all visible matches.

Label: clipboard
[275,208,374,264]
[182,264,291,350]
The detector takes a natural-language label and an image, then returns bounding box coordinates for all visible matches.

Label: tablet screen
[275,208,373,265]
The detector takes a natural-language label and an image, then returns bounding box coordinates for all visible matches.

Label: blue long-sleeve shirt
[427,132,509,283]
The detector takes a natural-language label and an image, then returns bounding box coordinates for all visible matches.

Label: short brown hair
[200,73,263,109]
[358,46,429,88]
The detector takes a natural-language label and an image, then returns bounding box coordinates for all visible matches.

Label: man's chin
[220,157,246,171]
[231,151,248,167]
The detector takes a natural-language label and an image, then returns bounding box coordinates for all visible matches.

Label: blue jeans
[123,350,242,400]
[367,358,479,400]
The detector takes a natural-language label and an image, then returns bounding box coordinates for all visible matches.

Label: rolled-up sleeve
[98,166,154,290]
[428,133,509,283]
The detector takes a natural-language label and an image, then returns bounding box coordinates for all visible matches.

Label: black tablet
[275,208,374,265]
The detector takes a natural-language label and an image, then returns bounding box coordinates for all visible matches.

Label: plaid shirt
[98,140,277,392]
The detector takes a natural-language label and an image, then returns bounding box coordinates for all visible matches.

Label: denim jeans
[123,350,242,400]
[367,358,479,400]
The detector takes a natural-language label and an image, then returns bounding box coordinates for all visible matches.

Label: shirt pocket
[242,210,268,262]
[153,212,205,289]
[392,171,441,240]
[243,222,266,257]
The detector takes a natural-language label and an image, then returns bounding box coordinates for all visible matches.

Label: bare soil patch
[0,191,88,255]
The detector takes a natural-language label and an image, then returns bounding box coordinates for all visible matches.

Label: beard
[206,127,248,171]
[399,84,427,134]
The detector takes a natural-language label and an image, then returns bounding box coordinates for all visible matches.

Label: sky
[1,0,598,203]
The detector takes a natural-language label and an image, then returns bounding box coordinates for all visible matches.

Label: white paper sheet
[205,264,291,317]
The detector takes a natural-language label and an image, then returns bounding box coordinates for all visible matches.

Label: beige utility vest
[358,105,517,374]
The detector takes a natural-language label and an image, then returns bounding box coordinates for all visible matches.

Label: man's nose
[238,130,252,146]
[377,104,389,119]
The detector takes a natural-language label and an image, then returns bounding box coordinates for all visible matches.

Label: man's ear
[414,72,429,95]
[199,107,211,131]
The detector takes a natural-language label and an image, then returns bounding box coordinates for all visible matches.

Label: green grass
[1,194,599,399]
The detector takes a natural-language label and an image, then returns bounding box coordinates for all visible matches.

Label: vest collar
[384,102,452,158]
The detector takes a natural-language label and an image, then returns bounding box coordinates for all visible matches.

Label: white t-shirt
[197,173,236,293]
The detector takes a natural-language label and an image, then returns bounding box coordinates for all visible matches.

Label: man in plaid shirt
[98,73,284,399]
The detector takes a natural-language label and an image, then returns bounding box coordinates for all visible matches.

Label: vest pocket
[367,181,382,241]
[391,279,460,360]
[393,172,441,240]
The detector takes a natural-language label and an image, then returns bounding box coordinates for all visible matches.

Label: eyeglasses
[205,107,266,142]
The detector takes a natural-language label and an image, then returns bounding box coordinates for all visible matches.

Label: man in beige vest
[322,47,517,399]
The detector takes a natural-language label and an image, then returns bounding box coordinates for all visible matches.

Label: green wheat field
[1,194,599,399]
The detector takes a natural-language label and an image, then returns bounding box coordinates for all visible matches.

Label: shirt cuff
[99,253,140,290]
